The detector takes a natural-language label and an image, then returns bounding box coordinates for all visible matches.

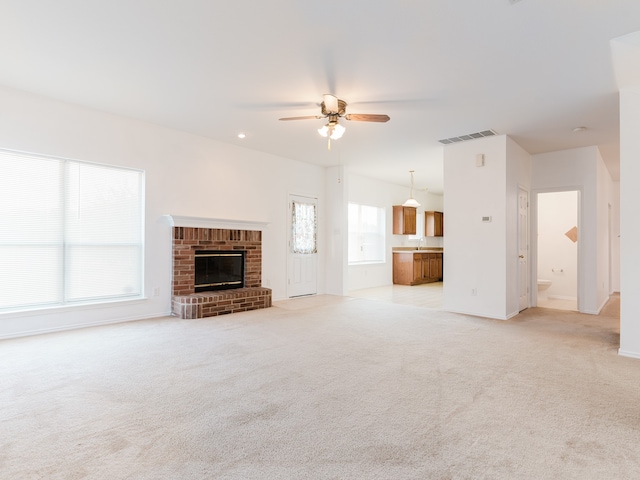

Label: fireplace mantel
[163,215,269,231]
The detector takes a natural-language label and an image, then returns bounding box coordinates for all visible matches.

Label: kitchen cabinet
[393,251,443,285]
[393,205,417,235]
[425,211,444,237]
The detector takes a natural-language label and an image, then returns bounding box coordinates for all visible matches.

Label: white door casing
[518,187,529,311]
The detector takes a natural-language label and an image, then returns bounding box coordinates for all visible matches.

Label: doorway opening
[536,190,579,311]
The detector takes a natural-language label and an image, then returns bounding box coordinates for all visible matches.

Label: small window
[348,203,385,264]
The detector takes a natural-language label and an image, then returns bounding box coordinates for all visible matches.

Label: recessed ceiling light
[237,132,246,139]
[572,126,587,132]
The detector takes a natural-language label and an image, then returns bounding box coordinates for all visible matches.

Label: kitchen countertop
[392,247,443,253]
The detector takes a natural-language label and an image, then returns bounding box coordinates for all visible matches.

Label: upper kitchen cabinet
[393,206,417,235]
[425,211,444,237]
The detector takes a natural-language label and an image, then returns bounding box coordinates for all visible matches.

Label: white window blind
[0,150,144,312]
[348,203,385,264]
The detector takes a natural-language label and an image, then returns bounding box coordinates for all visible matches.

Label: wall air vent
[438,129,498,145]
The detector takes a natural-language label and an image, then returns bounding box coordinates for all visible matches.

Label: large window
[348,203,385,264]
[0,150,144,312]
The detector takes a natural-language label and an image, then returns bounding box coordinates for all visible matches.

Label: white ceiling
[1,0,637,193]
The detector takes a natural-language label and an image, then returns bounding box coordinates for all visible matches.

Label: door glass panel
[291,201,317,254]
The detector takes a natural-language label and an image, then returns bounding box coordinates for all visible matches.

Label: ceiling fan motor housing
[321,99,347,116]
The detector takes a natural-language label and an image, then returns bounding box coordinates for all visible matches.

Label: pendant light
[402,170,420,208]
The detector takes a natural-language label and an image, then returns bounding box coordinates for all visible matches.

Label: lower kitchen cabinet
[392,251,443,285]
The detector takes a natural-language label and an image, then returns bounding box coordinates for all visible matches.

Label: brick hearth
[171,226,271,318]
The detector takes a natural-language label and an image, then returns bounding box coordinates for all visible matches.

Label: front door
[287,194,318,298]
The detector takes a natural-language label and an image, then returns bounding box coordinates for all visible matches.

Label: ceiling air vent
[438,129,498,145]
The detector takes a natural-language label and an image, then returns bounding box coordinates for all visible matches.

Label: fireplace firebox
[194,250,245,292]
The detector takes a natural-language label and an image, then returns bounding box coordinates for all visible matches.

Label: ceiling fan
[279,94,390,149]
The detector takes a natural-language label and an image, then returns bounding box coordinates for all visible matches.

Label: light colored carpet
[1,296,638,479]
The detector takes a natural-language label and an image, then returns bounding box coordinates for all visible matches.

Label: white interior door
[287,195,318,298]
[518,187,529,311]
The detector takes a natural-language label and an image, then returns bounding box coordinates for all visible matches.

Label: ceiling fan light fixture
[318,122,345,140]
[331,123,345,139]
[317,124,330,137]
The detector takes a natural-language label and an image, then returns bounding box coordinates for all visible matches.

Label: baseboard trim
[0,311,172,341]
[618,349,640,360]
[506,310,520,320]
[595,296,610,315]
[442,307,510,321]
[548,294,578,301]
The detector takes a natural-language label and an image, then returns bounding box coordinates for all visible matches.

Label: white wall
[611,30,640,358]
[0,86,327,338]
[442,134,530,320]
[347,172,405,292]
[537,191,578,300]
[325,166,347,296]
[619,88,640,358]
[531,146,616,314]
[443,135,507,319]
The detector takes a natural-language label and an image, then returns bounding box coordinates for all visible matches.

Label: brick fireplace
[167,216,271,319]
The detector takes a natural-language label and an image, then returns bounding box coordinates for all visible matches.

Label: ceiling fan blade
[344,113,390,122]
[323,94,339,114]
[279,115,323,121]
[238,100,318,110]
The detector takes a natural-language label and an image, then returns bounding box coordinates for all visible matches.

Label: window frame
[348,202,386,265]
[0,148,145,313]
